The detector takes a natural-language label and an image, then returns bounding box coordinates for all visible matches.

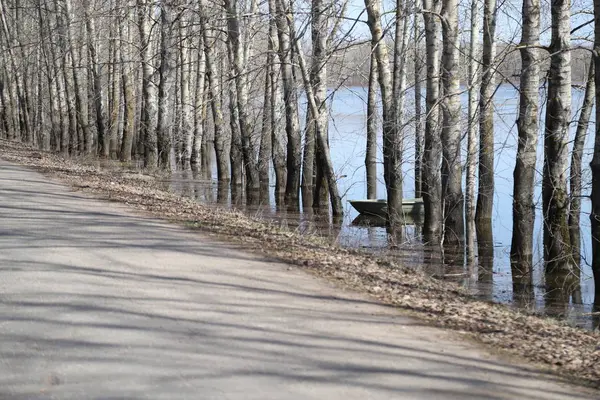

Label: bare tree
[543,0,572,274]
[413,0,423,199]
[441,0,464,245]
[366,51,378,199]
[570,59,595,267]
[475,0,497,227]
[200,0,229,183]
[466,0,480,262]
[511,0,540,280]
[364,0,403,227]
[295,0,343,215]
[421,0,443,242]
[83,0,106,156]
[275,0,302,207]
[138,0,159,167]
[156,1,176,169]
[591,0,600,302]
[225,0,260,196]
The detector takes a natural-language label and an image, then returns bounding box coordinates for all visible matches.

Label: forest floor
[2,138,600,391]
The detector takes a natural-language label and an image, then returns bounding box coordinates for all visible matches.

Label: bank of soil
[2,138,600,388]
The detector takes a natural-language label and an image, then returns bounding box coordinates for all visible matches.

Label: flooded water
[160,85,598,330]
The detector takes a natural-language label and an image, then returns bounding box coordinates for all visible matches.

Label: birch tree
[591,0,600,302]
[366,51,378,200]
[570,59,595,267]
[138,0,159,167]
[156,1,176,169]
[364,0,403,227]
[200,0,229,183]
[421,0,443,242]
[543,0,572,274]
[295,0,343,215]
[275,0,302,207]
[440,0,464,245]
[466,0,480,262]
[475,0,497,227]
[511,0,540,278]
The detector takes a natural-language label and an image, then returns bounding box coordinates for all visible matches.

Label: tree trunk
[543,0,572,275]
[83,0,107,157]
[570,59,595,267]
[120,11,135,163]
[275,0,302,208]
[392,0,410,213]
[266,0,286,202]
[192,36,207,167]
[366,51,378,200]
[63,0,90,154]
[466,0,480,263]
[364,0,402,226]
[156,1,176,170]
[302,104,316,208]
[476,0,497,226]
[225,0,260,196]
[591,0,600,302]
[413,0,423,199]
[258,60,273,195]
[199,1,230,183]
[441,0,464,246]
[0,0,30,143]
[227,59,244,189]
[137,0,158,168]
[181,16,194,168]
[511,0,540,280]
[421,0,443,242]
[294,6,343,216]
[109,34,121,159]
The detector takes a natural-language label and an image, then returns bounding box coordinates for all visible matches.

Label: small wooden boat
[349,198,424,218]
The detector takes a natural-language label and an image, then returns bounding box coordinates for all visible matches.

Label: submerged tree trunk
[366,51,378,200]
[476,0,497,227]
[440,0,464,245]
[258,61,273,195]
[413,0,423,199]
[570,59,595,267]
[302,106,316,207]
[364,0,402,227]
[296,0,343,215]
[225,0,259,196]
[511,0,540,279]
[181,16,194,168]
[591,0,600,302]
[227,58,243,189]
[156,2,176,170]
[138,0,158,167]
[392,0,410,212]
[265,0,286,201]
[421,0,443,242]
[275,0,302,207]
[200,1,229,183]
[543,0,572,274]
[192,37,207,167]
[466,0,480,263]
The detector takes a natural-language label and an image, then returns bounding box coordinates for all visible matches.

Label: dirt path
[0,159,597,399]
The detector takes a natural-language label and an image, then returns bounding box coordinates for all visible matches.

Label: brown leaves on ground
[2,138,599,387]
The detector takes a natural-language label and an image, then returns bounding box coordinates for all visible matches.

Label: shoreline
[2,138,599,389]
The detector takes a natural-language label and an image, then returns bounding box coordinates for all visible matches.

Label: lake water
[165,85,599,330]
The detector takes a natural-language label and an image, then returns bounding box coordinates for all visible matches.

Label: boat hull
[349,198,424,220]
